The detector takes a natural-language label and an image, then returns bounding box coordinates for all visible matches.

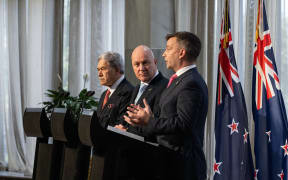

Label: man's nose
[139,64,145,70]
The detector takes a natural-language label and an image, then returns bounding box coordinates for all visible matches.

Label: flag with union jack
[252,1,288,180]
[213,1,254,179]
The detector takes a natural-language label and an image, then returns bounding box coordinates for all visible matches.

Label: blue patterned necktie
[134,83,148,104]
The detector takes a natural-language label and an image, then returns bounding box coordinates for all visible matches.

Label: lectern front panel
[50,108,67,142]
[78,110,94,146]
[23,108,43,137]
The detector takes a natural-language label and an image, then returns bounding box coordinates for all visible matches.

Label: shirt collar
[175,64,196,77]
[107,75,124,96]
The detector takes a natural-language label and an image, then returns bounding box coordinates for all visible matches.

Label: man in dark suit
[124,32,208,180]
[96,51,134,128]
[115,45,168,180]
[96,51,134,180]
[116,45,168,137]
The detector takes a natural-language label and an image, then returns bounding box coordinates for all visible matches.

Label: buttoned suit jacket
[97,78,134,128]
[117,72,167,180]
[127,72,168,137]
[145,68,208,180]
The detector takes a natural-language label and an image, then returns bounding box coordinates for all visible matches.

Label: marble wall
[124,0,175,85]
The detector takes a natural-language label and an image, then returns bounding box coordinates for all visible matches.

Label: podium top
[107,126,159,147]
[23,108,51,137]
[25,108,42,112]
[53,108,67,113]
[107,126,144,142]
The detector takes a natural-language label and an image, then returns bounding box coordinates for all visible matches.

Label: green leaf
[43,101,53,105]
[88,100,98,107]
[45,93,56,98]
[43,87,99,123]
[79,88,87,98]
[46,89,59,94]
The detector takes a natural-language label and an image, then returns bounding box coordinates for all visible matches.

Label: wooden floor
[0,171,31,180]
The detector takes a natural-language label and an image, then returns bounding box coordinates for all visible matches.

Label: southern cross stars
[227,118,239,135]
[281,139,288,156]
[243,128,249,144]
[254,169,258,180]
[214,161,222,175]
[278,170,284,180]
[266,131,271,142]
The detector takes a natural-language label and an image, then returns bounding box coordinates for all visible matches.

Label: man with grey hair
[96,51,134,128]
[95,51,134,180]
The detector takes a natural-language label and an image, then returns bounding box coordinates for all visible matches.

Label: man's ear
[115,67,122,74]
[179,48,186,60]
[154,58,158,65]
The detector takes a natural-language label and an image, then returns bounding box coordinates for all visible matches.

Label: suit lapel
[136,85,153,104]
[160,68,196,103]
[135,73,162,105]
[161,75,181,97]
[100,78,127,111]
[131,85,140,104]
[97,90,106,115]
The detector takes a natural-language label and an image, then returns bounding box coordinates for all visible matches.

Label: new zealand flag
[214,2,254,179]
[252,1,288,180]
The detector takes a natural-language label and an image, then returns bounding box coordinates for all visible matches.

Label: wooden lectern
[24,108,175,180]
[23,108,62,180]
[50,108,90,180]
[23,108,91,180]
[79,111,173,180]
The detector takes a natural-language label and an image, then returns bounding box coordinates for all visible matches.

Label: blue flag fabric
[252,1,288,180]
[213,2,254,180]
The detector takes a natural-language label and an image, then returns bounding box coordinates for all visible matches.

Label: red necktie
[102,89,111,109]
[167,74,178,88]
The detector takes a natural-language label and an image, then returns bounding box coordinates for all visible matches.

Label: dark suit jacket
[145,68,208,180]
[96,78,134,180]
[97,78,134,128]
[115,73,167,180]
[127,72,168,137]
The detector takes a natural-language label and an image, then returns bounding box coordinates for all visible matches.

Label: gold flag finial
[223,0,229,48]
[255,0,261,41]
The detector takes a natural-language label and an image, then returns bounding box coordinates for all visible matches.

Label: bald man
[124,32,208,180]
[117,45,168,137]
[115,45,168,180]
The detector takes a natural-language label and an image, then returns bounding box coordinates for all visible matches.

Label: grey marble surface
[125,0,151,49]
[150,0,175,48]
[125,0,174,49]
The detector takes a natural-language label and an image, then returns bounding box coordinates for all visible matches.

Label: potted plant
[64,88,98,146]
[44,74,98,145]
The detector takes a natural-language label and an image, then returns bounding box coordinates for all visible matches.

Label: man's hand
[114,124,127,131]
[124,99,152,126]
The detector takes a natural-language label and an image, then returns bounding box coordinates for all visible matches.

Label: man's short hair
[166,31,201,61]
[98,51,124,74]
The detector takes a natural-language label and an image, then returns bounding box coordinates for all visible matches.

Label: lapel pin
[108,104,114,109]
